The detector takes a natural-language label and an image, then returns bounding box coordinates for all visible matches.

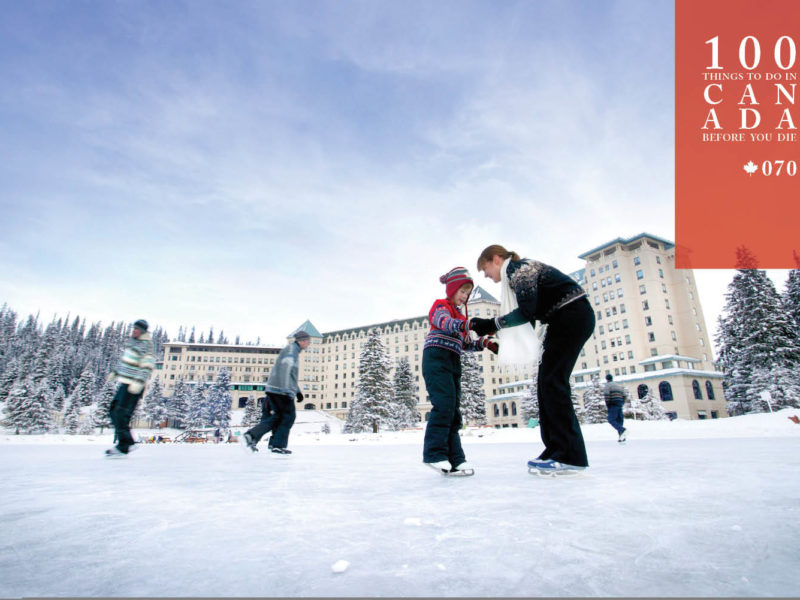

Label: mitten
[296,391,304,404]
[470,317,498,336]
[127,380,144,394]
[486,341,499,354]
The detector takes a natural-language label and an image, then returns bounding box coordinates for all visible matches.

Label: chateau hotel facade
[156,234,727,427]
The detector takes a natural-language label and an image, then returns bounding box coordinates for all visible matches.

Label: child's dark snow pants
[422,346,466,466]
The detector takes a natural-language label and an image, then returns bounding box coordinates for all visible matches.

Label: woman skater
[470,245,595,475]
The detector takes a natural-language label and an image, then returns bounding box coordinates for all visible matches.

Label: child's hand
[470,317,497,336]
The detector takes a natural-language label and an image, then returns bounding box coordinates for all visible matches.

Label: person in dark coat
[422,267,497,475]
[470,245,595,474]
[603,374,627,442]
[240,330,311,454]
[105,319,155,457]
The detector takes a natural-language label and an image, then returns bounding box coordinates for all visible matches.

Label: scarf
[497,257,546,366]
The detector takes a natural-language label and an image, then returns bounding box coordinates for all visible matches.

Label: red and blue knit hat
[440,267,474,299]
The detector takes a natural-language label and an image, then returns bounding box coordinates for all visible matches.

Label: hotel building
[156,233,726,427]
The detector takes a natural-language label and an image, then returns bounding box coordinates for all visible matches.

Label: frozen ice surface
[1,410,799,597]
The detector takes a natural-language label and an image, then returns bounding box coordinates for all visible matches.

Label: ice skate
[424,459,452,475]
[527,459,586,478]
[270,447,292,456]
[104,447,125,458]
[618,428,627,443]
[449,461,475,477]
[239,432,258,453]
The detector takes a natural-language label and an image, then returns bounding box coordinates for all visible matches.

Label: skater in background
[106,319,155,457]
[603,374,627,442]
[240,330,311,454]
[470,245,595,474]
[422,267,498,475]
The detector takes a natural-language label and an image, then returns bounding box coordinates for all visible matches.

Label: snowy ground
[1,411,799,598]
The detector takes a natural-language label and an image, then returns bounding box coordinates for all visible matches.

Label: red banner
[676,0,800,268]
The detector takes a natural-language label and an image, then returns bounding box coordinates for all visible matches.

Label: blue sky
[1,0,762,347]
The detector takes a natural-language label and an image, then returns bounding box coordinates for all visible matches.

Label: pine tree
[243,396,261,427]
[581,375,607,424]
[92,380,115,432]
[22,382,55,433]
[68,366,95,408]
[63,397,81,434]
[749,364,800,411]
[345,329,393,433]
[392,357,418,429]
[638,387,668,420]
[168,378,190,428]
[0,358,20,403]
[186,383,209,429]
[783,267,800,340]
[571,390,586,424]
[4,378,36,433]
[52,385,66,414]
[207,368,233,429]
[519,377,540,421]
[460,352,487,426]
[716,266,800,414]
[143,377,169,427]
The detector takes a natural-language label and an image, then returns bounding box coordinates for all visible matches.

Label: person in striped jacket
[423,267,498,475]
[105,319,155,457]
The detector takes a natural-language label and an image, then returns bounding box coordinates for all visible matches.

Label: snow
[1,410,799,598]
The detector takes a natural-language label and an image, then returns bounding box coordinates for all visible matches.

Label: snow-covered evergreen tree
[92,380,115,432]
[783,267,800,340]
[62,397,81,434]
[0,358,20,404]
[391,357,418,429]
[460,352,487,426]
[68,366,95,408]
[638,387,668,420]
[186,383,209,429]
[168,378,190,429]
[143,377,169,427]
[519,377,539,421]
[3,378,25,432]
[243,396,261,427]
[716,262,800,414]
[23,382,56,433]
[207,368,233,429]
[571,390,586,424]
[749,364,800,411]
[345,329,393,433]
[581,375,607,424]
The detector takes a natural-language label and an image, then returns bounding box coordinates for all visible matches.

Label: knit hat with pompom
[440,267,474,299]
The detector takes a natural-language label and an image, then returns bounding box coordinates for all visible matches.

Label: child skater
[423,267,498,475]
[470,245,595,475]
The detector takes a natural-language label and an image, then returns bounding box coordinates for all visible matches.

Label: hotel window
[648,332,656,342]
[634,256,641,266]
[636,269,644,280]
[644,316,652,326]
[612,260,618,268]
[639,285,646,295]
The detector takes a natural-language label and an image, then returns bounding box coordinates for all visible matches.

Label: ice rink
[1,412,799,597]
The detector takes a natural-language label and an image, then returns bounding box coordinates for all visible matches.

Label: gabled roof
[469,286,499,304]
[290,320,323,339]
